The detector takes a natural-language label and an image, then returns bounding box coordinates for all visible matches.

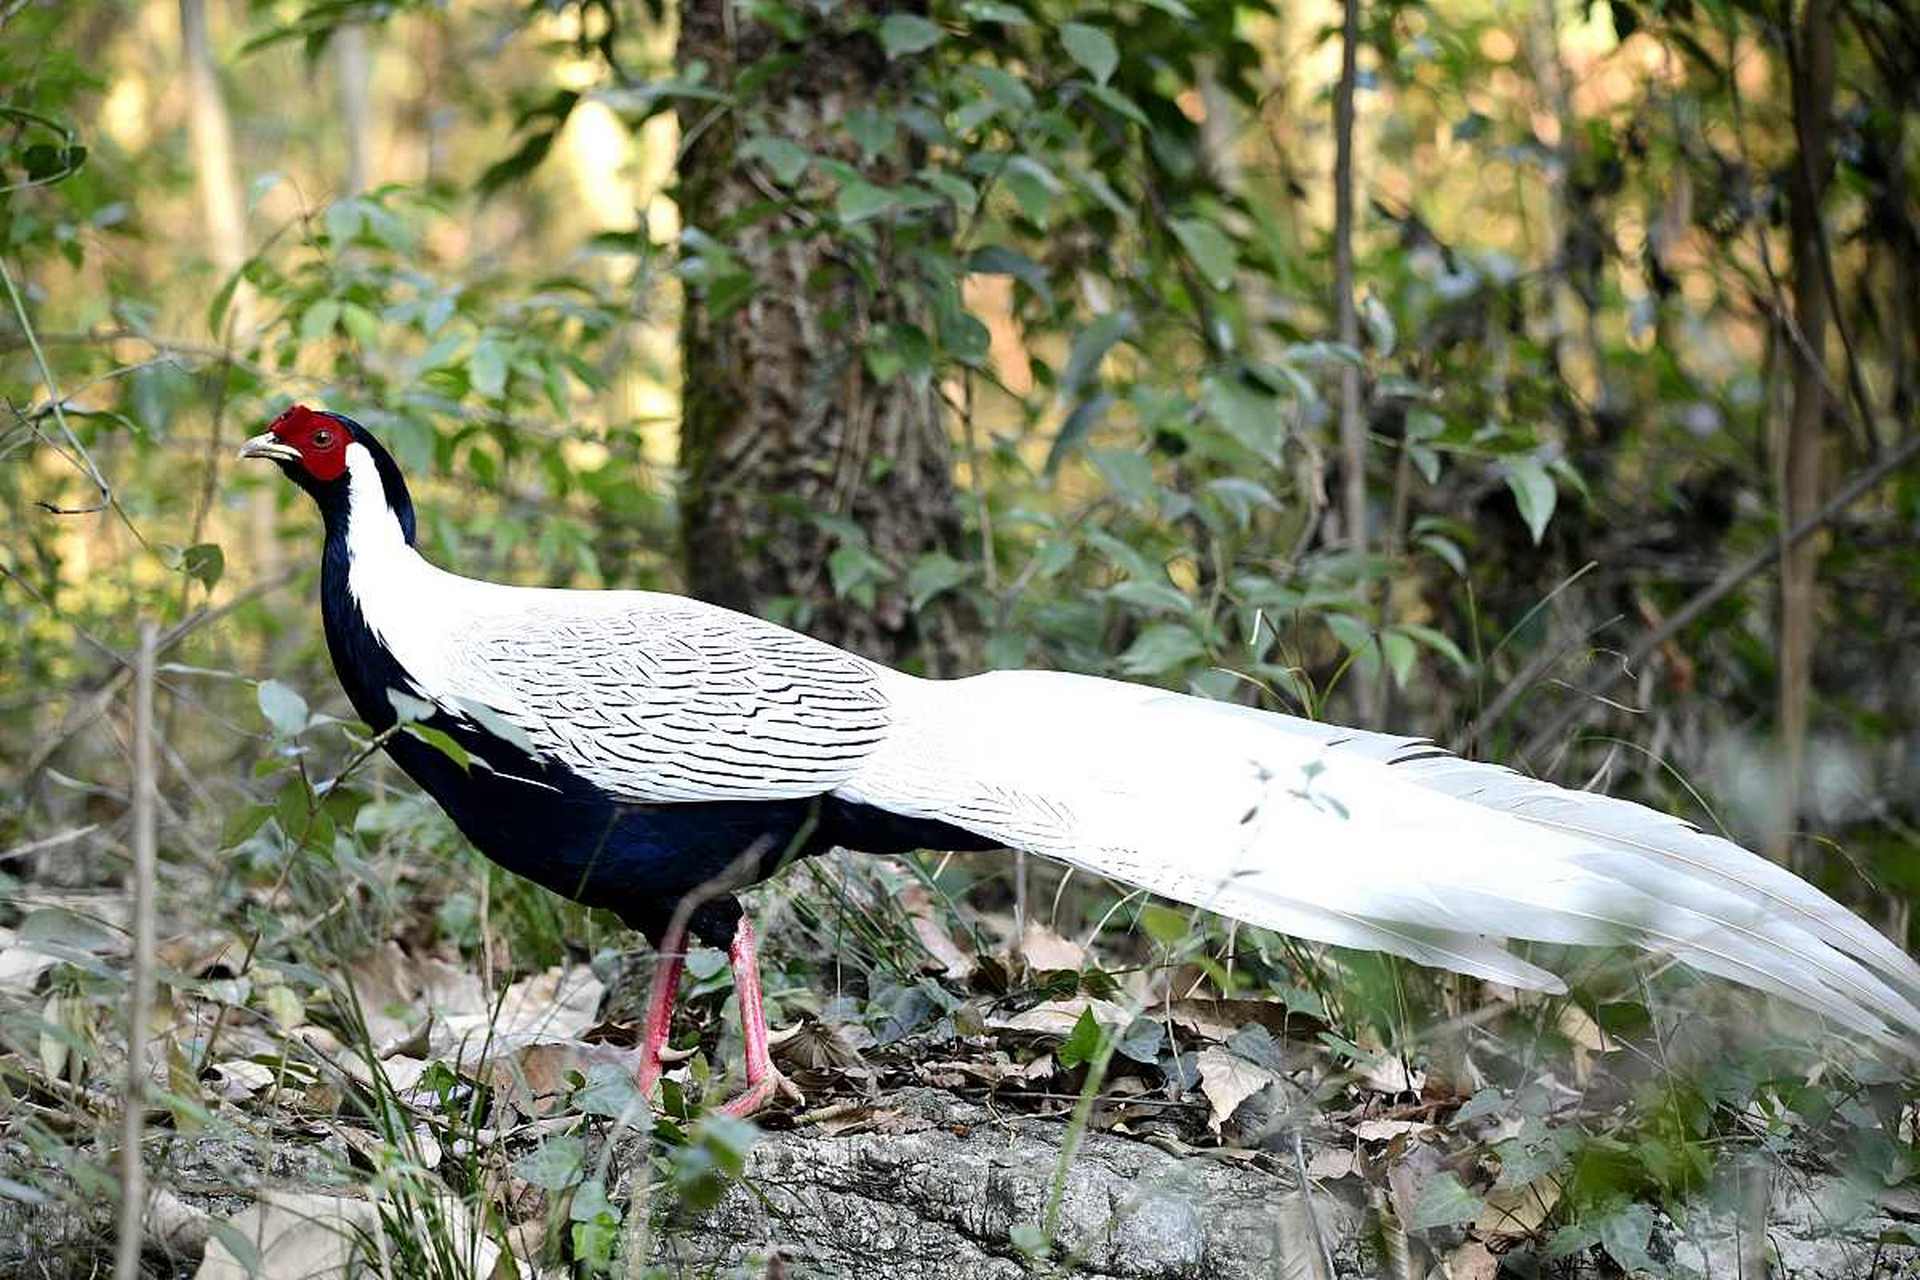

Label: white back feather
[841,668,1920,1048]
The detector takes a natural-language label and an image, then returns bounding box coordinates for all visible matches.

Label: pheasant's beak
[238,432,301,463]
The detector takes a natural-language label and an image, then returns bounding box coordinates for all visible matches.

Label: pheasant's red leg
[718,916,803,1117]
[634,922,687,1099]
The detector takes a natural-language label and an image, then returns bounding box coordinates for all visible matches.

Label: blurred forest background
[4,0,1920,1275]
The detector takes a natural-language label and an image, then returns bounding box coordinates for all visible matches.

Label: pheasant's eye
[311,428,335,449]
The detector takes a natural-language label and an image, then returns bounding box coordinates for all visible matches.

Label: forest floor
[3,858,1919,1279]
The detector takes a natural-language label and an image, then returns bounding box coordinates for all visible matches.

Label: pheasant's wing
[439,595,891,804]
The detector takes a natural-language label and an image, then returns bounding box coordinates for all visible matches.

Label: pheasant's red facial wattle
[266,405,350,482]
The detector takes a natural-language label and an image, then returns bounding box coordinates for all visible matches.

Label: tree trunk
[179,0,276,579]
[674,0,972,671]
[334,23,373,196]
[1777,0,1836,861]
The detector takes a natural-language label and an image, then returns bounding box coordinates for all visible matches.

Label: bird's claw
[718,1066,805,1119]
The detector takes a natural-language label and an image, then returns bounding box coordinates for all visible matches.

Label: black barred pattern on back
[458,603,891,804]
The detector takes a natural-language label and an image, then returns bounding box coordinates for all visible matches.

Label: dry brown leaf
[194,1190,497,1280]
[1195,1045,1281,1135]
[39,992,88,1086]
[769,1019,865,1072]
[1555,1004,1613,1052]
[1359,1053,1427,1096]
[156,929,248,979]
[1448,1240,1501,1280]
[1018,922,1087,972]
[1352,1118,1435,1143]
[0,927,59,994]
[467,1037,632,1119]
[985,996,1132,1039]
[1306,1146,1359,1181]
[338,942,423,1053]
[340,1122,442,1172]
[1271,1186,1335,1280]
[433,965,605,1059]
[1167,997,1318,1042]
[1474,1173,1562,1241]
[146,1186,213,1256]
[207,1059,276,1100]
[900,884,976,979]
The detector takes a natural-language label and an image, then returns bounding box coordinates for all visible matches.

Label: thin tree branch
[1517,429,1920,764]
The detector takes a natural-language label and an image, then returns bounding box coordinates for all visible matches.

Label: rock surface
[649,1089,1364,1279]
[629,1089,1918,1279]
[4,1089,1918,1278]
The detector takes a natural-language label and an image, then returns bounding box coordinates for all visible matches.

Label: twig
[1518,429,1920,762]
[113,623,159,1280]
[1293,1128,1337,1280]
[15,568,298,782]
[0,255,111,512]
[0,823,100,864]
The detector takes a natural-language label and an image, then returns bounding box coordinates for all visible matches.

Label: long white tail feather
[840,668,1920,1049]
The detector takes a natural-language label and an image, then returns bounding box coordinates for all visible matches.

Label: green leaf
[1141,904,1189,947]
[1118,623,1205,676]
[221,803,273,849]
[574,1064,644,1123]
[569,1178,617,1224]
[1205,477,1281,526]
[906,553,972,611]
[1505,458,1558,544]
[1408,1172,1485,1231]
[1202,374,1283,462]
[256,680,309,738]
[1168,217,1237,290]
[1396,622,1471,674]
[1045,393,1113,474]
[206,270,244,338]
[845,106,896,158]
[572,1218,618,1272]
[298,299,340,344]
[1107,580,1192,614]
[1058,1007,1105,1069]
[514,1136,585,1191]
[1116,1016,1164,1064]
[1380,629,1417,690]
[207,1223,263,1278]
[1061,311,1133,395]
[181,543,224,591]
[879,14,942,57]
[469,340,508,400]
[739,135,810,186]
[968,245,1051,304]
[964,0,1030,23]
[403,723,470,771]
[339,302,379,345]
[1084,83,1149,126]
[1061,21,1119,85]
[836,178,901,222]
[386,689,435,723]
[1324,612,1375,658]
[1092,449,1155,504]
[447,696,537,754]
[965,65,1035,112]
[827,543,888,601]
[1417,533,1466,576]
